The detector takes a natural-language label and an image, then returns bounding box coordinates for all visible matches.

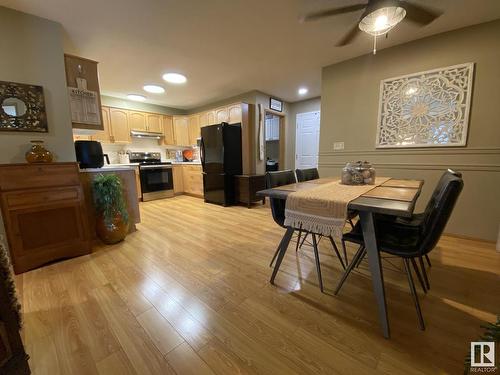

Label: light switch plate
[333,142,344,150]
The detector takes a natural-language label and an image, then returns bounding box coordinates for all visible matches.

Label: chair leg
[328,236,346,270]
[410,258,427,294]
[425,254,432,267]
[334,245,365,295]
[295,228,302,252]
[419,256,430,290]
[341,239,349,265]
[312,234,324,293]
[403,259,425,331]
[270,229,291,267]
[299,232,309,248]
[356,246,366,268]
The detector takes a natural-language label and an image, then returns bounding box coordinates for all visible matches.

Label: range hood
[130,130,164,139]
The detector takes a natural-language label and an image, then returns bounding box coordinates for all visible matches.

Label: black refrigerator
[200,122,242,206]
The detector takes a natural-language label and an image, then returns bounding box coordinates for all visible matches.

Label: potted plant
[92,173,129,244]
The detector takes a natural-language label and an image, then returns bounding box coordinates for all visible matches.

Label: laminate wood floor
[16,195,500,374]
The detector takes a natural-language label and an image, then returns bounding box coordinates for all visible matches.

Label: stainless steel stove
[129,152,174,201]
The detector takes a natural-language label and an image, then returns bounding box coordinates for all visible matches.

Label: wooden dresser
[0,163,90,274]
[234,174,266,208]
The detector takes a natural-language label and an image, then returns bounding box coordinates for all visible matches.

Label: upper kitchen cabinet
[146,113,162,133]
[109,107,131,143]
[173,116,190,146]
[163,115,175,145]
[64,54,103,131]
[228,104,242,124]
[215,107,229,123]
[91,107,112,143]
[199,112,209,127]
[207,110,216,126]
[129,111,147,131]
[188,115,200,146]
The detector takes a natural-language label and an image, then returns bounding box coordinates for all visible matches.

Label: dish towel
[284,177,390,238]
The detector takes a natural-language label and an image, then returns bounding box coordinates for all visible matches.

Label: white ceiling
[3,0,500,109]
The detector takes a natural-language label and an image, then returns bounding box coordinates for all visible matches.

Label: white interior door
[295,111,320,169]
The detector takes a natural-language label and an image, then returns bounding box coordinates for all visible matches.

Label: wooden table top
[257,178,424,217]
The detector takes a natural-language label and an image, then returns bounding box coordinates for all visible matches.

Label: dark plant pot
[96,212,129,244]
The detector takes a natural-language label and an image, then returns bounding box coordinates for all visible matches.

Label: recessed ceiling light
[143,84,165,94]
[127,94,146,101]
[162,73,187,84]
[298,87,309,95]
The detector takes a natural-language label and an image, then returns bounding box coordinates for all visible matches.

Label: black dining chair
[335,170,463,330]
[266,170,298,268]
[296,168,320,182]
[266,170,345,292]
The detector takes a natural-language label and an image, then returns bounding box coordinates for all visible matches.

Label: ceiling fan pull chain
[373,35,377,55]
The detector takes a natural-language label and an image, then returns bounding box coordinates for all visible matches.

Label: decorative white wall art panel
[376,63,474,148]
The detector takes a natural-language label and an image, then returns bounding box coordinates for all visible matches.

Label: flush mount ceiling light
[162,73,187,84]
[298,87,309,96]
[127,94,146,101]
[143,84,165,94]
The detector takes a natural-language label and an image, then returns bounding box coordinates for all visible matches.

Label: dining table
[257,177,424,338]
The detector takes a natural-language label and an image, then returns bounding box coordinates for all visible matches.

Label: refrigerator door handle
[200,136,205,170]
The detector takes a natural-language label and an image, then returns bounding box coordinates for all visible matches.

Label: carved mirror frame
[0,80,48,132]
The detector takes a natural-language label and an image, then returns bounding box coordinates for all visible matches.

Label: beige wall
[0,7,75,163]
[320,20,500,241]
[287,97,321,170]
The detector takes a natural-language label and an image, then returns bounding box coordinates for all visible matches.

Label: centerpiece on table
[92,173,129,244]
[341,161,376,185]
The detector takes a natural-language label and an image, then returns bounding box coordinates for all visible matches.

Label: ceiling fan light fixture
[358,6,406,36]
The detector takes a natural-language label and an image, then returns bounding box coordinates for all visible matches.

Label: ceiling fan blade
[401,1,443,25]
[336,24,362,46]
[300,3,367,22]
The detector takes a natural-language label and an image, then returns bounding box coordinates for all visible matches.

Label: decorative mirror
[0,81,48,132]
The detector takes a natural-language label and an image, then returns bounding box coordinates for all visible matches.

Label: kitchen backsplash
[101,138,197,163]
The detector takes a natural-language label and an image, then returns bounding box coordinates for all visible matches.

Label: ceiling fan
[301,0,443,53]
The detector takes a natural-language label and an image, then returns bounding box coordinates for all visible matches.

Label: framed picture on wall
[269,97,283,112]
[376,62,474,148]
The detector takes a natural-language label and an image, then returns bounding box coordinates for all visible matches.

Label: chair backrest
[266,170,297,228]
[296,168,319,182]
[419,170,463,253]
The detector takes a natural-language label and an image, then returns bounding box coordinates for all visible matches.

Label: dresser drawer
[5,187,81,209]
[0,163,80,191]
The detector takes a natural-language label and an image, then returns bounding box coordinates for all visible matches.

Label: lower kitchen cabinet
[182,165,203,197]
[172,165,184,194]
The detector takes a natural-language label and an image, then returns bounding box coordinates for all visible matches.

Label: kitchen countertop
[171,161,201,165]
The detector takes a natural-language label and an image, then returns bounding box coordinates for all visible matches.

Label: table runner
[284,177,390,238]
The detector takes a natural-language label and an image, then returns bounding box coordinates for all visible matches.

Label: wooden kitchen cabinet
[73,134,91,141]
[228,104,242,124]
[0,163,90,274]
[199,112,209,127]
[172,165,184,194]
[128,111,147,131]
[109,107,131,143]
[146,113,162,133]
[163,115,175,145]
[188,115,200,146]
[182,165,203,196]
[91,106,112,143]
[215,107,229,123]
[207,110,216,125]
[173,116,190,146]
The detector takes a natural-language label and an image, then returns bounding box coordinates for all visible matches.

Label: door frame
[264,109,286,170]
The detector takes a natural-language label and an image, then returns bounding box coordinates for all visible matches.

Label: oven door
[139,166,174,201]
